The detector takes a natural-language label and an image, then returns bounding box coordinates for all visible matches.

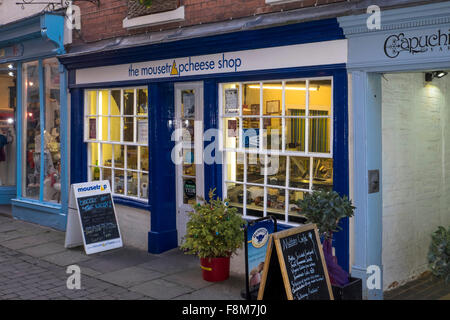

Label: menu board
[257,224,333,300]
[65,181,123,255]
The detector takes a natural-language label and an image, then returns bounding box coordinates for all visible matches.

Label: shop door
[174,82,204,246]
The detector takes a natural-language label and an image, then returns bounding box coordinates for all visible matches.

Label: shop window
[220,79,333,224]
[0,62,16,187]
[85,87,149,201]
[22,58,61,203]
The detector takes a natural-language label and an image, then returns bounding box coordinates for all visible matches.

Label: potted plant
[181,189,245,282]
[428,225,449,284]
[297,190,362,300]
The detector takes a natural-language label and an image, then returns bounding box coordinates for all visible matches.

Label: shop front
[0,13,68,229]
[60,18,350,270]
[339,1,450,299]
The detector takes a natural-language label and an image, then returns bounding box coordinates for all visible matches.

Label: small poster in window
[138,119,148,144]
[89,118,96,140]
[183,92,195,118]
[225,88,239,115]
[228,119,237,137]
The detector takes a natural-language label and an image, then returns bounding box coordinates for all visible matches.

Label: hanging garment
[0,134,7,162]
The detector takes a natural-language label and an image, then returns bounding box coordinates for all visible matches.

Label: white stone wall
[382,72,450,290]
[0,1,49,26]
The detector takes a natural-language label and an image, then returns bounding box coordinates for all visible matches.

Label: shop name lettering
[128,54,242,78]
[384,29,450,58]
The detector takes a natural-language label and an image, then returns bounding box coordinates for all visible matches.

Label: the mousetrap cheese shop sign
[75,40,347,85]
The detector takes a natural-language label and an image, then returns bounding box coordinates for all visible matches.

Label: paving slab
[41,248,92,267]
[138,253,199,275]
[98,266,164,288]
[129,278,194,300]
[162,267,214,290]
[18,241,67,258]
[1,232,64,250]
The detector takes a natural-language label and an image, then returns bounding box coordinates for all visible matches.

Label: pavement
[384,272,450,300]
[0,214,246,300]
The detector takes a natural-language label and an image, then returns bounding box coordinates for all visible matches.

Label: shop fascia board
[0,12,65,53]
[123,6,185,30]
[59,0,432,68]
[338,1,450,36]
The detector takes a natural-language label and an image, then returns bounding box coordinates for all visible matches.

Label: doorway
[174,82,204,245]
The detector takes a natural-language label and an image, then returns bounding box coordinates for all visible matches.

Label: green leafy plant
[181,189,245,259]
[428,226,450,284]
[297,190,355,240]
[138,0,153,7]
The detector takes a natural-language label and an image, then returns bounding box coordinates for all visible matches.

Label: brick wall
[381,73,450,290]
[73,0,351,44]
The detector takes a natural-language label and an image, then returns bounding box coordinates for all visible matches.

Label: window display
[85,87,149,201]
[0,63,16,187]
[220,79,333,223]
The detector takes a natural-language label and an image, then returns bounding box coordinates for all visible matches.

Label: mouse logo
[251,228,269,248]
[170,60,179,76]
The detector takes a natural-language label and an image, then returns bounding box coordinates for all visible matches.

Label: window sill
[113,195,151,212]
[123,6,185,30]
[265,0,302,4]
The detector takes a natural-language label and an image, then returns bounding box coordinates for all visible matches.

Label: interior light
[7,64,13,69]
[29,82,34,86]
[7,118,13,124]
[248,85,319,91]
[8,71,14,77]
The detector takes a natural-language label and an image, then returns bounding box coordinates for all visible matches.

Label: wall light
[425,71,448,82]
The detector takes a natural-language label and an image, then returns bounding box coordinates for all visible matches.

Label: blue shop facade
[0,13,69,230]
[60,19,351,269]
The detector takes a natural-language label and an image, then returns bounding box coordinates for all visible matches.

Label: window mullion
[305,80,310,155]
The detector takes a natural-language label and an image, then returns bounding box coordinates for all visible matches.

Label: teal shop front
[0,13,69,230]
[61,18,351,272]
[339,2,450,300]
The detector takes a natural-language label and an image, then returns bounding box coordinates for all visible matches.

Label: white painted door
[174,82,204,246]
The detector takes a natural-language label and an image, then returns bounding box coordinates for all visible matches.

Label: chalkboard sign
[257,224,333,300]
[65,181,123,255]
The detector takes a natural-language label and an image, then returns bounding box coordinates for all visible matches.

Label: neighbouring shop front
[339,1,450,300]
[0,12,68,229]
[60,18,350,271]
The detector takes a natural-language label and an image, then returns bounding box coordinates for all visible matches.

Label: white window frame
[84,87,149,202]
[219,77,334,225]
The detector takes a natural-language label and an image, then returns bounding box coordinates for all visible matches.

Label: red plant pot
[200,257,230,282]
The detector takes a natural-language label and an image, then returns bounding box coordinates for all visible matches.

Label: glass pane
[89,143,99,167]
[140,172,149,199]
[86,90,97,116]
[288,189,306,216]
[267,187,285,213]
[123,89,134,116]
[247,153,264,185]
[223,117,239,149]
[110,117,120,142]
[140,146,149,172]
[285,81,306,115]
[242,83,260,115]
[123,117,134,142]
[246,185,264,212]
[225,182,244,214]
[263,118,281,150]
[103,167,112,183]
[183,148,195,176]
[111,90,121,115]
[127,145,137,170]
[285,116,305,152]
[23,61,40,199]
[43,58,61,203]
[309,118,331,154]
[309,80,332,116]
[222,83,239,115]
[183,177,196,205]
[263,82,282,116]
[225,152,244,182]
[137,88,148,116]
[114,170,124,194]
[137,117,148,144]
[182,119,194,143]
[114,145,124,168]
[289,156,310,189]
[102,144,113,167]
[312,158,333,191]
[182,90,195,119]
[267,155,286,187]
[91,166,100,181]
[243,118,259,149]
[0,63,17,187]
[127,171,138,197]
